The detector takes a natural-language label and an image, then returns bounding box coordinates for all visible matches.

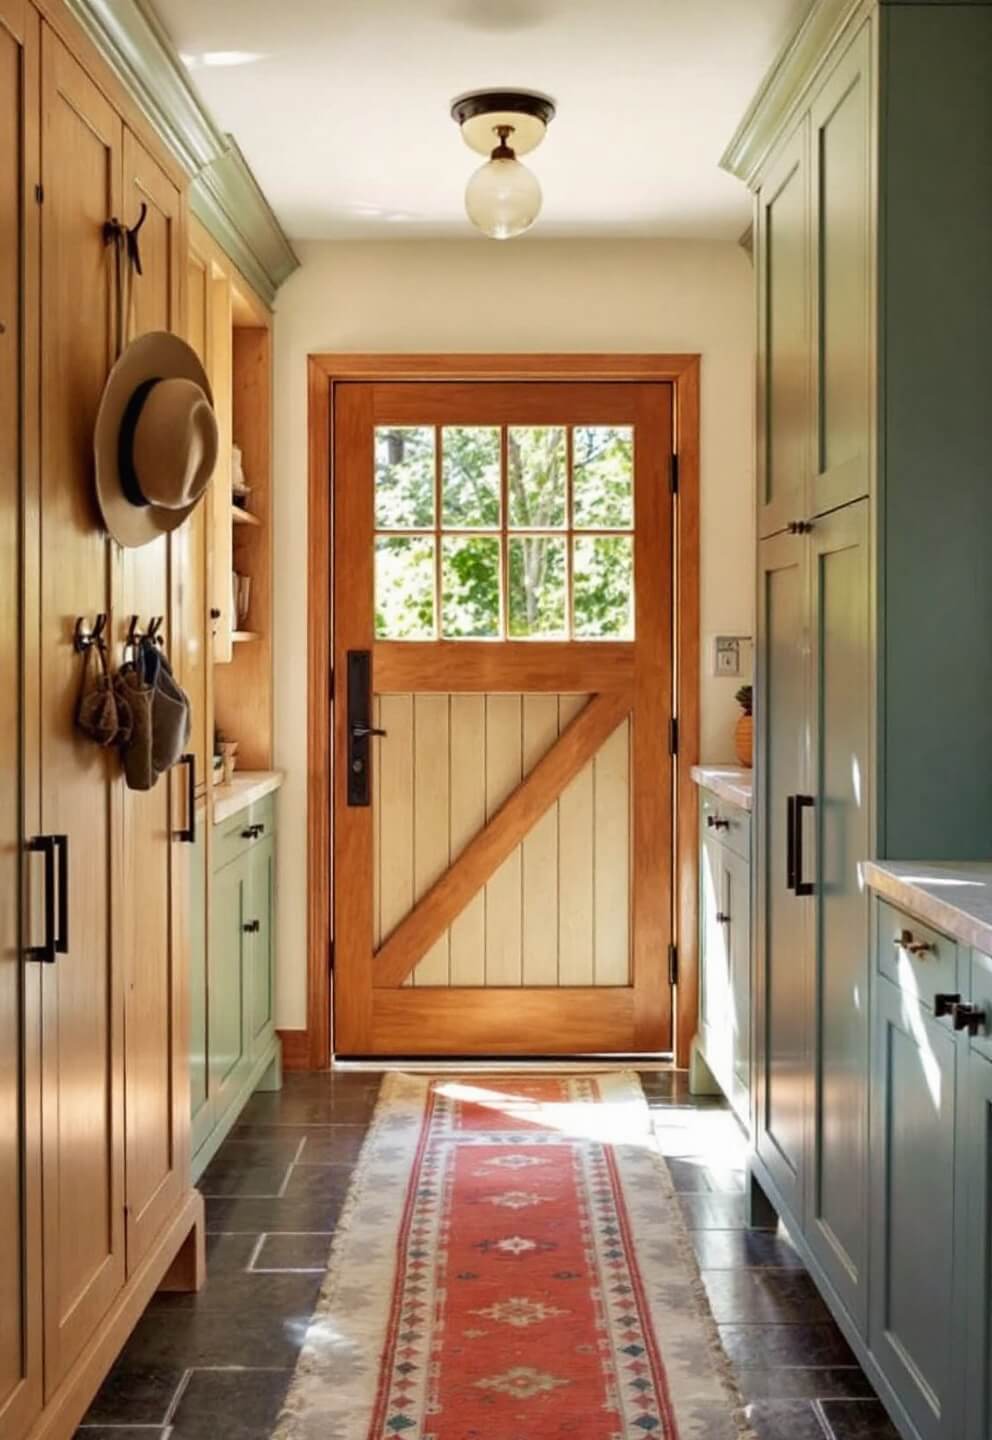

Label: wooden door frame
[304,353,700,1071]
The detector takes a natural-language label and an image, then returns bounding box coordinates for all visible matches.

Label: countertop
[213,770,284,825]
[690,765,753,812]
[864,860,992,953]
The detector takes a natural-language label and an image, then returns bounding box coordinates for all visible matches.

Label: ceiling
[155,0,812,242]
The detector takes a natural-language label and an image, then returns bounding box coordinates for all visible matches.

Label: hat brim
[94,331,216,550]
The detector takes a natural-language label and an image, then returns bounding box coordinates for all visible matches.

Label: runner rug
[276,1073,753,1440]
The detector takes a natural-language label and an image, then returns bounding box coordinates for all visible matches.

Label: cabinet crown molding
[720,0,870,186]
[64,0,298,304]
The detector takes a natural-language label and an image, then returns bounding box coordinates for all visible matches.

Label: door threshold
[333,1054,677,1072]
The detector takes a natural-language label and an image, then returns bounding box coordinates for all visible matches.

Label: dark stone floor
[77,1069,899,1440]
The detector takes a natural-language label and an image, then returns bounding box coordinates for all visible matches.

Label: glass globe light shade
[465,152,541,239]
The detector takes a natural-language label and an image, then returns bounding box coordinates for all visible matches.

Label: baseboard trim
[277,1028,310,1070]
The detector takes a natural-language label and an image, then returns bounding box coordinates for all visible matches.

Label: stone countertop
[213,770,284,825]
[864,860,992,953]
[690,765,753,812]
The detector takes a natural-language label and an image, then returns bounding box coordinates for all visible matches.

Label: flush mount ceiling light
[450,89,556,240]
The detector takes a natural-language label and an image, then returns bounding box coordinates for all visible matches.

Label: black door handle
[177,753,196,843]
[786,795,797,892]
[347,649,381,807]
[27,833,68,961]
[243,919,261,934]
[794,794,814,896]
[351,723,388,740]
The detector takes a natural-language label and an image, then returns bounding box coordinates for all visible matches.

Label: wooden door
[756,118,811,539]
[870,975,959,1440]
[0,2,42,1432]
[38,26,124,1390]
[805,500,871,1329]
[119,127,188,1271]
[809,25,872,518]
[753,529,810,1219]
[334,381,674,1056]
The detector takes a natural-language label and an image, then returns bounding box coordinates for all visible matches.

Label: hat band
[118,377,162,509]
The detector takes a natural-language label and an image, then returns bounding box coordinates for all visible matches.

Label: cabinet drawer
[700,789,750,862]
[876,898,958,1012]
[965,948,992,1064]
[213,793,276,873]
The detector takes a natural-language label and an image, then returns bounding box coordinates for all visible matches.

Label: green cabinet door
[754,529,810,1218]
[699,824,750,1121]
[208,853,252,1120]
[247,833,276,1058]
[189,816,212,1156]
[962,1048,992,1440]
[806,499,871,1331]
[870,974,960,1440]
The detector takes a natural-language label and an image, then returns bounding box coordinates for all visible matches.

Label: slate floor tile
[77,1428,166,1438]
[168,1367,293,1439]
[678,1192,756,1229]
[818,1399,902,1438]
[746,1399,829,1439]
[252,1232,333,1272]
[737,1367,876,1401]
[80,1361,184,1426]
[702,1269,832,1324]
[296,1126,368,1163]
[197,1163,292,1199]
[719,1322,857,1369]
[690,1227,805,1269]
[204,1195,346,1235]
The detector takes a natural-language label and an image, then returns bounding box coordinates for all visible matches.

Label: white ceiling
[155,0,812,242]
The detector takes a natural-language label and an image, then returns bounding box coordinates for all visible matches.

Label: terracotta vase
[734,712,753,768]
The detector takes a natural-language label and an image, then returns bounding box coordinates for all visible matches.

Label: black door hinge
[329,666,335,701]
[669,717,679,756]
[328,940,335,973]
[670,453,679,495]
[668,943,678,986]
[34,184,44,204]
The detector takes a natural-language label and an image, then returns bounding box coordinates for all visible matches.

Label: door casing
[304,354,701,1068]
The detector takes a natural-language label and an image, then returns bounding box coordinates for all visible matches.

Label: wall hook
[73,613,107,653]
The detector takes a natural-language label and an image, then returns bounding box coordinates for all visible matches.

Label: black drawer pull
[793,794,814,896]
[240,823,264,840]
[715,911,731,925]
[243,918,261,934]
[953,1003,987,1036]
[894,928,933,957]
[706,815,730,831]
[934,993,961,1018]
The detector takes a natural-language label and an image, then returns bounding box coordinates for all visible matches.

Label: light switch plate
[714,636,751,677]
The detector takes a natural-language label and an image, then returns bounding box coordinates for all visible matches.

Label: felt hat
[94,331,218,549]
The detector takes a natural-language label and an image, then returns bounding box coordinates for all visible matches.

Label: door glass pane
[572,426,634,528]
[573,536,634,638]
[441,535,501,638]
[508,536,567,638]
[508,426,566,529]
[374,426,435,529]
[442,426,500,529]
[375,535,435,638]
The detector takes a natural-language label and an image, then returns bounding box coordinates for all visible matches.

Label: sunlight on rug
[275,1073,755,1440]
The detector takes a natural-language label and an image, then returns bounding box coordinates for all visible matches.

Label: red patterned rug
[277,1074,751,1440]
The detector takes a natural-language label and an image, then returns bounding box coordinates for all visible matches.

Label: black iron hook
[73,613,108,653]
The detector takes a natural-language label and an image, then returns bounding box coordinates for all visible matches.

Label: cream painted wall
[272,237,754,1030]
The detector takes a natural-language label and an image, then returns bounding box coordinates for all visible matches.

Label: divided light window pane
[375,536,435,639]
[573,536,634,638]
[572,426,634,528]
[508,427,567,530]
[441,536,501,638]
[442,426,501,528]
[374,426,435,529]
[508,536,567,638]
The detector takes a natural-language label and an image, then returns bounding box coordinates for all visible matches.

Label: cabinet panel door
[39,27,125,1392]
[806,500,870,1330]
[248,833,275,1056]
[209,858,251,1116]
[754,531,810,1217]
[757,119,811,538]
[810,24,873,517]
[963,1050,992,1440]
[119,127,187,1273]
[870,975,959,1440]
[729,847,751,1107]
[0,3,42,1433]
[700,830,734,1095]
[189,811,212,1157]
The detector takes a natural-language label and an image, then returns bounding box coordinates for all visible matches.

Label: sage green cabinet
[698,803,750,1124]
[189,815,211,1158]
[870,972,960,1440]
[963,1049,992,1440]
[191,794,280,1180]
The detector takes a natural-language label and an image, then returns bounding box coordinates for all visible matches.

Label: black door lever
[351,723,387,740]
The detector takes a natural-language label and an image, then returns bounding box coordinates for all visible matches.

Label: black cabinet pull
[793,795,814,895]
[786,795,797,891]
[934,993,961,1018]
[953,1002,987,1036]
[707,815,730,832]
[243,918,261,934]
[177,754,196,844]
[715,911,731,925]
[27,833,68,962]
[240,822,264,840]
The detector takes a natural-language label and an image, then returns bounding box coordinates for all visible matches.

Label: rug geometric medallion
[276,1074,753,1440]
